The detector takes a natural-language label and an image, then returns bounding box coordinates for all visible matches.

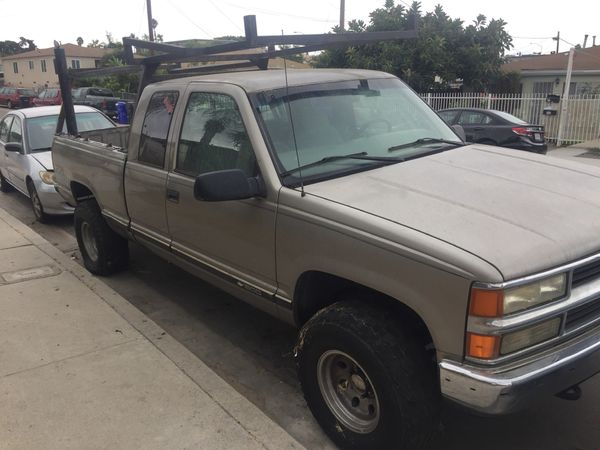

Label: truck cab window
[138,91,179,167]
[176,92,256,177]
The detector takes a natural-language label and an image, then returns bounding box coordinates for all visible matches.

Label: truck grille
[565,297,600,332]
[572,259,600,288]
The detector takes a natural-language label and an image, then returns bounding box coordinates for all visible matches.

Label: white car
[0,105,116,221]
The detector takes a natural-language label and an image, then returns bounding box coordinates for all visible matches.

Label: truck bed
[52,132,129,224]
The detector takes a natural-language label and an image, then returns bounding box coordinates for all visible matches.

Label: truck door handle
[166,188,180,203]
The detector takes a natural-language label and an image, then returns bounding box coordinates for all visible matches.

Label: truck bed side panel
[52,135,128,224]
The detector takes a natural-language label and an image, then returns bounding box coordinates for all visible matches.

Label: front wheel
[296,301,439,450]
[27,181,48,223]
[74,200,129,275]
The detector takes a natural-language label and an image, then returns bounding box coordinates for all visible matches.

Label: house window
[28,61,34,70]
[41,60,47,73]
[12,62,18,74]
[532,81,554,95]
[71,59,81,69]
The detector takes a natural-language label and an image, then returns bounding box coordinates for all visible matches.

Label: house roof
[502,45,600,73]
[2,43,109,61]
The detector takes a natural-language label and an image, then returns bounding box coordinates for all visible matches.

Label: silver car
[0,105,116,221]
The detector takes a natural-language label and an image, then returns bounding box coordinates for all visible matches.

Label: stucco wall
[3,56,99,90]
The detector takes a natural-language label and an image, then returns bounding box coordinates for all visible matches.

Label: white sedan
[0,105,116,222]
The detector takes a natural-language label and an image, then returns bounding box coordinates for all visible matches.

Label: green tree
[313,1,514,92]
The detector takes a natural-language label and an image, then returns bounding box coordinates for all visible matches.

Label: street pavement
[0,207,303,450]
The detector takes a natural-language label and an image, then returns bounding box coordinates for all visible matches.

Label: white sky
[0,0,598,55]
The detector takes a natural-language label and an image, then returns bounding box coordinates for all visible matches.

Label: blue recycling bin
[116,101,129,124]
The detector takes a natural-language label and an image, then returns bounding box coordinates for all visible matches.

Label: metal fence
[420,92,600,144]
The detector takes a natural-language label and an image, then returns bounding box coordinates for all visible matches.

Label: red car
[33,88,63,106]
[0,87,36,108]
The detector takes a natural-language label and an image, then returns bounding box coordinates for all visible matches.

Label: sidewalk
[548,139,600,167]
[0,207,303,450]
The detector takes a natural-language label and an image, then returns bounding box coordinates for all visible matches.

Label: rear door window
[138,91,179,167]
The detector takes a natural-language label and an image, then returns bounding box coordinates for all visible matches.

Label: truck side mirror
[194,169,265,202]
[4,142,23,153]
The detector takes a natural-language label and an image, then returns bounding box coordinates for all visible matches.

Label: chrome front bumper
[439,326,600,414]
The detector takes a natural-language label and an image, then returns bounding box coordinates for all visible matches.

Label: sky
[0,0,598,56]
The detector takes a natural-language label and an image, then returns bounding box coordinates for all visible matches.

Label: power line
[221,1,337,24]
[164,0,213,38]
[206,0,244,33]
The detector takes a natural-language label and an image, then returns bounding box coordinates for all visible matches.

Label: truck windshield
[252,78,461,185]
[27,112,115,153]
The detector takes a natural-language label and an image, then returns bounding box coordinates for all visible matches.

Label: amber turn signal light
[467,333,500,359]
[469,288,503,317]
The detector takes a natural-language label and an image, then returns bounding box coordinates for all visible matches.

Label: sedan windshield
[26,112,115,152]
[252,78,461,185]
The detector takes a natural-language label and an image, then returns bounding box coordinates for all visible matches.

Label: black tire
[27,180,49,223]
[74,200,129,275]
[0,170,14,192]
[296,301,439,450]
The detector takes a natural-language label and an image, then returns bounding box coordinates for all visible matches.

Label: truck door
[165,86,278,296]
[124,90,180,252]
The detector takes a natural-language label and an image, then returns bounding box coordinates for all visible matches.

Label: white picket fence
[420,92,600,144]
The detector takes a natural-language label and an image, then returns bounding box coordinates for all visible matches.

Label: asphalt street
[1,106,599,449]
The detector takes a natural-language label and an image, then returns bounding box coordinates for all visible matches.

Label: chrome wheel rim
[317,350,380,434]
[81,222,98,262]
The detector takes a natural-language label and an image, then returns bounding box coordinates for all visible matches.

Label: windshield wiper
[388,138,463,153]
[281,152,399,177]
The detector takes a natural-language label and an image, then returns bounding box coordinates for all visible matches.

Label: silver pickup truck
[53,69,600,450]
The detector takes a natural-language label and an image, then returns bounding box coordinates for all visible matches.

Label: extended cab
[52,69,600,450]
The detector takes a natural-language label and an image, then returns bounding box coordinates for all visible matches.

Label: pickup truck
[71,87,122,119]
[52,69,600,450]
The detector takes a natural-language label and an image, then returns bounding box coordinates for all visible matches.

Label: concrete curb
[0,207,304,450]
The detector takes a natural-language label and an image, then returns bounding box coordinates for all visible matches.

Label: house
[1,44,109,90]
[502,45,600,96]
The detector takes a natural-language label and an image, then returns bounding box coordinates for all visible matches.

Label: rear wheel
[296,301,439,450]
[0,171,14,192]
[27,180,48,223]
[74,200,128,275]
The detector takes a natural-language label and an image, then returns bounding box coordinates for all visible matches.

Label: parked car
[0,105,116,222]
[33,88,63,106]
[0,87,36,108]
[438,107,547,154]
[72,86,122,119]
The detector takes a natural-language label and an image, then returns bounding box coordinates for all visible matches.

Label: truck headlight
[470,273,567,317]
[39,170,55,185]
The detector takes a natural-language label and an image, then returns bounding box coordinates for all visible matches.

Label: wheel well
[294,271,434,347]
[70,182,95,204]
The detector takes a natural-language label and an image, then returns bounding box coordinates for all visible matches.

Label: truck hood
[305,145,600,280]
[31,152,53,170]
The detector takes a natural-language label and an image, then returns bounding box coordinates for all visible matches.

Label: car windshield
[493,110,528,125]
[252,78,461,185]
[26,112,115,152]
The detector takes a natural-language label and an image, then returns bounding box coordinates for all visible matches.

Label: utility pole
[339,0,345,31]
[557,47,575,146]
[552,31,560,54]
[146,0,154,42]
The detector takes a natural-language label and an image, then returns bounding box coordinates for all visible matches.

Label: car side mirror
[194,169,265,202]
[4,142,22,153]
[451,124,466,142]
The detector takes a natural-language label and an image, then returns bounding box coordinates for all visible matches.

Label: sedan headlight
[470,273,567,317]
[39,170,55,185]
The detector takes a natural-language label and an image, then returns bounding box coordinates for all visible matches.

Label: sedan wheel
[27,181,48,223]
